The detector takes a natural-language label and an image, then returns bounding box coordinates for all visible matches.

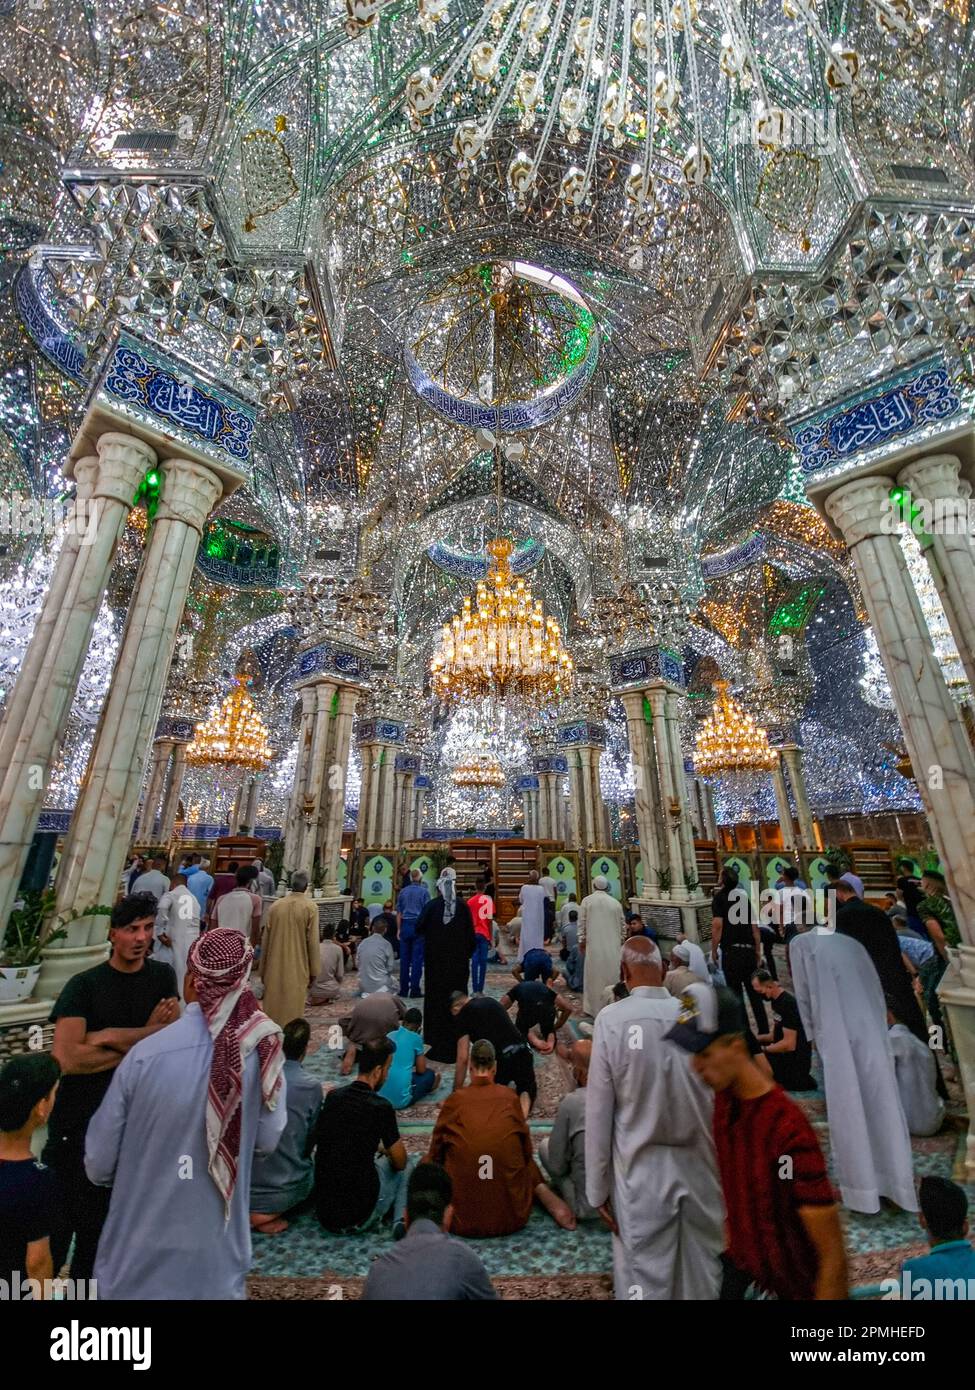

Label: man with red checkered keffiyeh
[85,929,288,1300]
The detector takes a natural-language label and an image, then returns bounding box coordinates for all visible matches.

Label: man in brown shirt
[426,1040,575,1237]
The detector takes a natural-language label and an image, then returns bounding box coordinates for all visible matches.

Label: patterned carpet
[245,946,973,1301]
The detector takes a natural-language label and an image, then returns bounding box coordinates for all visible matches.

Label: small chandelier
[693,680,778,777]
[451,753,506,788]
[431,536,573,703]
[186,677,273,772]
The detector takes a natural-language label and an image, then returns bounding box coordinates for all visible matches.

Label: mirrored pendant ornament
[241,116,298,233]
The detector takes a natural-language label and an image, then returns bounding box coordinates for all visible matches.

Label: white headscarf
[437,866,457,924]
[680,938,710,982]
[593,875,609,891]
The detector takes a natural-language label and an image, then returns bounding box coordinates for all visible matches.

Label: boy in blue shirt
[901,1176,975,1298]
[381,1008,440,1109]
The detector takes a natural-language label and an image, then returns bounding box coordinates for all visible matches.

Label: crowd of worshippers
[1,851,971,1303]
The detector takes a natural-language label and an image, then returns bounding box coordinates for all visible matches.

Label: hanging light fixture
[451,751,507,788]
[430,535,574,703]
[693,679,778,776]
[186,676,273,772]
[430,443,573,703]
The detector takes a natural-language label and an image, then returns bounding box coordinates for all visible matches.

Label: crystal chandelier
[186,677,273,772]
[430,536,573,701]
[451,752,507,787]
[403,0,879,209]
[693,680,778,777]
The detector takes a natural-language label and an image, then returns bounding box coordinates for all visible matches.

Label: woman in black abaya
[416,877,476,1063]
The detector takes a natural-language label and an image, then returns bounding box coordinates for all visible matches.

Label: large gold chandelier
[186,677,273,772]
[693,680,778,778]
[431,537,573,702]
[451,753,506,788]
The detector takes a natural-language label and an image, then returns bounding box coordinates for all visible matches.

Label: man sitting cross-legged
[380,1007,441,1109]
[250,1018,323,1235]
[426,1039,575,1237]
[313,1037,417,1238]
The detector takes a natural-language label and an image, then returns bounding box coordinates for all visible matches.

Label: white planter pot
[35,942,110,1001]
[0,963,41,1004]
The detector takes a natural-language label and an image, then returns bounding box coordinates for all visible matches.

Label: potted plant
[1,892,67,1004]
[655,867,672,900]
[33,900,115,1002]
[684,874,701,897]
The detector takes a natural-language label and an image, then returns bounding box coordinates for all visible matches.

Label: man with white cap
[578,875,627,1019]
[664,942,702,999]
[585,937,723,1300]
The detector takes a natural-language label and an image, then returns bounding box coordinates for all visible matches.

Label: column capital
[91,432,157,507]
[824,474,896,547]
[71,455,100,504]
[314,679,338,713]
[897,453,963,501]
[156,456,222,534]
[299,684,317,715]
[337,685,359,714]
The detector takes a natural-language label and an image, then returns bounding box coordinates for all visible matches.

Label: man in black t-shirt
[751,970,815,1090]
[500,964,572,1055]
[0,1052,61,1293]
[45,894,178,1280]
[710,869,768,1036]
[313,1037,413,1235]
[449,990,537,1115]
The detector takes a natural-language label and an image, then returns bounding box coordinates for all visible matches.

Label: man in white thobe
[579,876,627,1018]
[586,937,723,1300]
[790,929,918,1214]
[86,929,286,1300]
[517,871,547,962]
[253,859,275,897]
[154,873,201,1002]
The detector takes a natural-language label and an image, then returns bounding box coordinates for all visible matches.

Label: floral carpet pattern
[246,952,973,1300]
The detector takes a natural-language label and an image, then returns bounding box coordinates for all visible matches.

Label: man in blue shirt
[183,854,214,917]
[380,1008,439,1108]
[396,870,430,999]
[901,1176,975,1298]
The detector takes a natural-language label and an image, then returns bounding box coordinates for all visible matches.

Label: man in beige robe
[579,876,626,1019]
[260,872,321,1026]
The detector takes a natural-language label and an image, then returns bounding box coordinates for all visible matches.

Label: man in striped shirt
[666,986,848,1300]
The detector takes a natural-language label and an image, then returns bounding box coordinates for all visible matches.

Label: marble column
[297,681,337,876]
[137,739,173,841]
[826,475,975,936]
[357,742,376,846]
[410,780,425,839]
[284,685,317,875]
[0,433,151,929]
[621,690,662,894]
[320,687,357,894]
[899,454,975,697]
[229,780,246,835]
[55,455,223,916]
[242,775,260,831]
[664,691,697,886]
[647,688,686,898]
[701,780,718,840]
[158,741,188,841]
[771,754,798,853]
[780,745,816,851]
